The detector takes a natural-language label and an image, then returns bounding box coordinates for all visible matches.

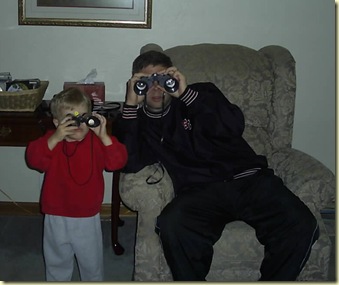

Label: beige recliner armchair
[119,43,335,281]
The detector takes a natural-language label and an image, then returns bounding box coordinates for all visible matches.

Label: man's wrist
[179,86,198,106]
[122,104,138,119]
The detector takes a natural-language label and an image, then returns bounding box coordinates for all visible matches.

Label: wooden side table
[0,101,125,255]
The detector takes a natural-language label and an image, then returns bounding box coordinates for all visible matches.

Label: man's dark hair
[132,50,173,74]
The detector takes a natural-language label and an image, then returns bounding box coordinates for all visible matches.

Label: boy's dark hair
[132,50,173,74]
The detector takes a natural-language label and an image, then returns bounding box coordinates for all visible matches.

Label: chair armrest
[119,164,175,213]
[119,164,175,281]
[269,148,335,211]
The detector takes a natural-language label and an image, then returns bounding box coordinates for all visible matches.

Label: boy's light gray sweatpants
[43,213,104,281]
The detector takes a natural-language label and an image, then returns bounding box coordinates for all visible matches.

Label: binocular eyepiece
[134,73,179,96]
[71,114,100,128]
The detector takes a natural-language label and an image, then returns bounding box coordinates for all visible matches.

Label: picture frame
[18,0,152,29]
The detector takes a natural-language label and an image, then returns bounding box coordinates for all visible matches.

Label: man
[117,50,319,281]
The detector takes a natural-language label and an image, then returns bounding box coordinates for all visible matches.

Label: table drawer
[0,114,53,146]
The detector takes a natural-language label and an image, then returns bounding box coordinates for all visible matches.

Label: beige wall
[0,0,335,202]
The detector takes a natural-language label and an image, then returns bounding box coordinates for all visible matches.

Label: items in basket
[0,72,12,91]
[6,79,41,92]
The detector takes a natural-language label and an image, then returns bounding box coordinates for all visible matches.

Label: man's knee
[155,203,179,236]
[298,213,319,245]
[294,203,319,239]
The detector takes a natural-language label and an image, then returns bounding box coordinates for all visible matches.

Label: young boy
[26,87,127,281]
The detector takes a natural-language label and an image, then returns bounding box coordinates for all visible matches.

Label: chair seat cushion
[208,221,262,281]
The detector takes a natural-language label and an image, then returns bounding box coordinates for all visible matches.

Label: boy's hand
[90,113,112,146]
[48,116,77,150]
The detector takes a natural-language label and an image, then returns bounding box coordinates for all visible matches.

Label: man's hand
[166,67,187,98]
[126,72,149,106]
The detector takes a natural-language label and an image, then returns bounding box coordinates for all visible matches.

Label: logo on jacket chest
[182,118,192,130]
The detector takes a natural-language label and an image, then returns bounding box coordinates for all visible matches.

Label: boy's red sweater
[26,130,127,217]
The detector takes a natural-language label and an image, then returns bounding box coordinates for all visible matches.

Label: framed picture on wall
[18,0,152,28]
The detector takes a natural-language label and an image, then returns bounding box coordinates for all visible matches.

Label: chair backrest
[140,43,296,160]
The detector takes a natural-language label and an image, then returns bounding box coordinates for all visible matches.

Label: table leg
[111,171,125,255]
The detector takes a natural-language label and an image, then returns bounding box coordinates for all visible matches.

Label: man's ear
[53,118,59,128]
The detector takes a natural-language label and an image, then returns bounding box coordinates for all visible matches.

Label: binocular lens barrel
[72,115,100,128]
[134,74,179,96]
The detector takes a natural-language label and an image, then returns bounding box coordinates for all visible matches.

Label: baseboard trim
[0,201,136,218]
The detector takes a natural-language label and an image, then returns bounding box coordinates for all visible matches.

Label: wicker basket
[0,81,49,112]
